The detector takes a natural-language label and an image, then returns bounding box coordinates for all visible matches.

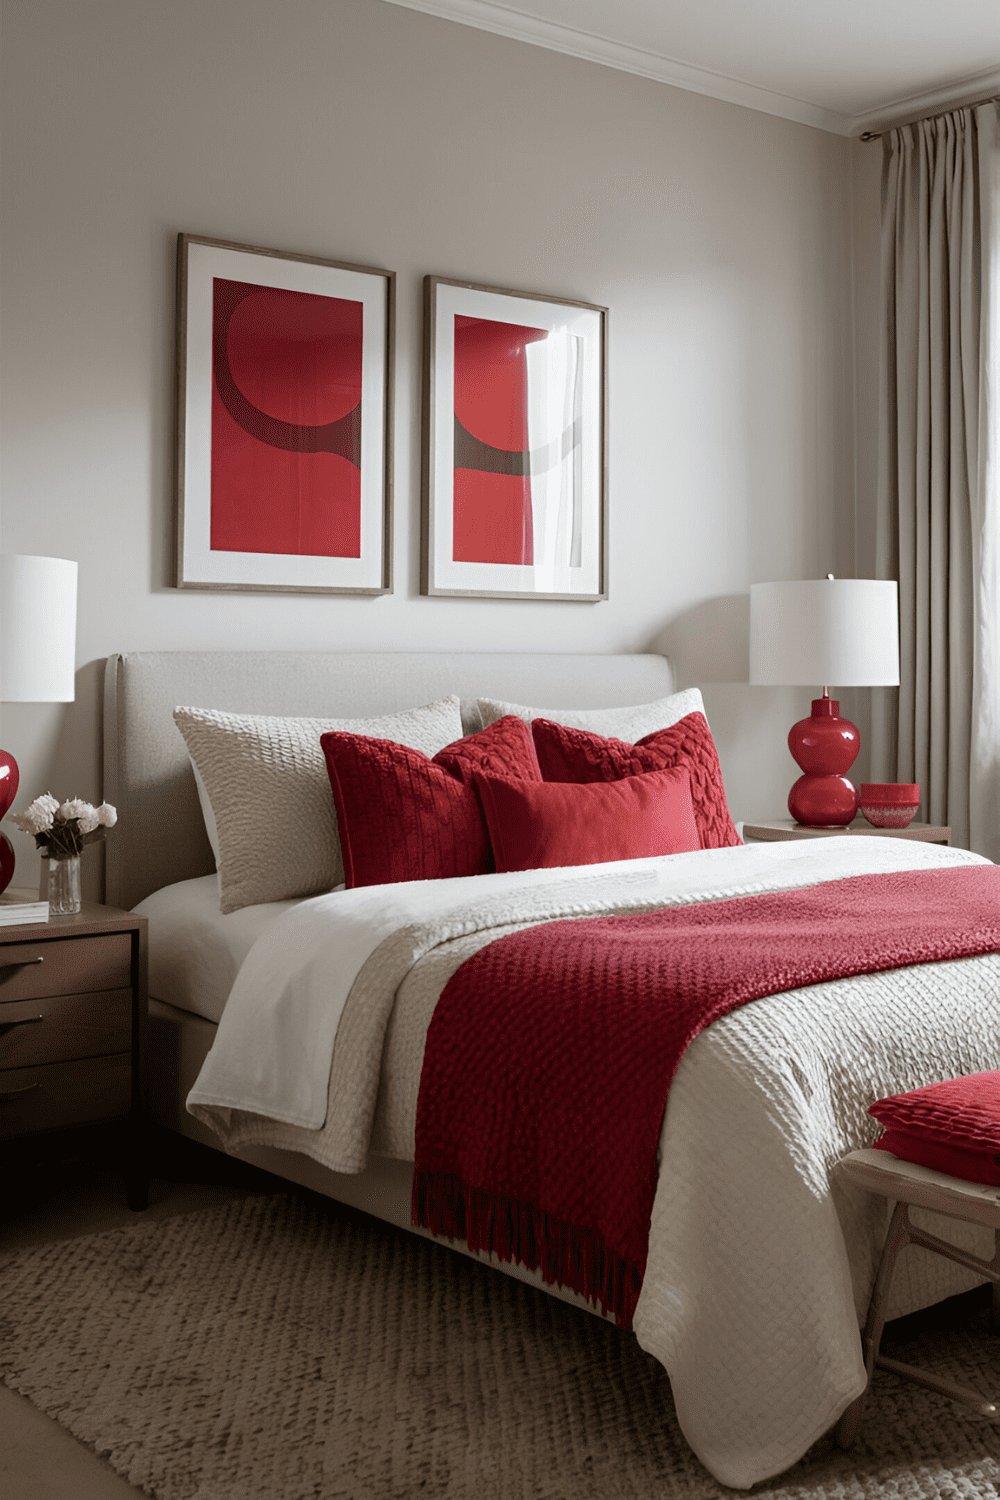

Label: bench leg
[837,1200,911,1447]
[839,1206,1000,1446]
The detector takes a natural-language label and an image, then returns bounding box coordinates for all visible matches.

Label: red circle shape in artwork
[453,316,549,451]
[226,287,363,427]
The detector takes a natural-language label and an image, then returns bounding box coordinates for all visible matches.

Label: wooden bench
[835,1148,1000,1445]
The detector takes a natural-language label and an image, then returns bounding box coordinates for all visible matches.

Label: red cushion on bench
[870,1070,1000,1185]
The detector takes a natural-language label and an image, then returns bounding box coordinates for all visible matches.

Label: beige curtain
[969,107,1000,859]
[873,101,1000,854]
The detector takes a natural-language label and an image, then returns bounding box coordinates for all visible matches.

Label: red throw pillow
[322,715,541,888]
[870,1071,1000,1185]
[531,711,739,850]
[474,765,701,874]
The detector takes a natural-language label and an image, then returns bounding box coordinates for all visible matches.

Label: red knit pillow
[531,712,740,850]
[870,1071,1000,1185]
[474,765,701,874]
[322,715,541,888]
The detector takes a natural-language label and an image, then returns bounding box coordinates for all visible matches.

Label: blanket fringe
[412,1170,643,1328]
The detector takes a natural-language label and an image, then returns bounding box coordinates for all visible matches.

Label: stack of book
[0,889,49,925]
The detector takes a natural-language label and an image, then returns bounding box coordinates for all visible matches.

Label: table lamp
[0,554,78,894]
[749,576,899,827]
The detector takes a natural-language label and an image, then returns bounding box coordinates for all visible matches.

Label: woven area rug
[2,1192,999,1500]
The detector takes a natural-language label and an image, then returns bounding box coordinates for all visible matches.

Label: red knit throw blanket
[412,865,1000,1327]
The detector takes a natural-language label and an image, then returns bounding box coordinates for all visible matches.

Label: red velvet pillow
[474,765,701,874]
[531,711,740,851]
[870,1071,1000,1185]
[321,715,541,888]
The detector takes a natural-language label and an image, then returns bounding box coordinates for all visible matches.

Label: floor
[0,1124,284,1500]
[3,1128,997,1499]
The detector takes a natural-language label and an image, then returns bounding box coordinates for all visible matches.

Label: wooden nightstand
[743,819,951,846]
[0,897,148,1210]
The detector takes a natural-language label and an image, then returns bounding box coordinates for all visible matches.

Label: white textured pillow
[191,760,221,866]
[174,696,465,913]
[477,688,706,744]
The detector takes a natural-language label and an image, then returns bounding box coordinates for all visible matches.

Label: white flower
[59,798,97,829]
[9,792,59,836]
[8,791,118,849]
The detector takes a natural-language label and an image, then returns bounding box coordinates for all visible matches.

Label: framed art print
[175,234,394,593]
[421,276,607,601]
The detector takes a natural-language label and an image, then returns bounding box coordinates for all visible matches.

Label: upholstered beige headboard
[103,650,675,911]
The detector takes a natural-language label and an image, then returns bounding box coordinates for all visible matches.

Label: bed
[104,648,1000,1489]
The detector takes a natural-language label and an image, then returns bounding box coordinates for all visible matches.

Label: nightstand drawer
[0,1052,132,1138]
[0,989,131,1069]
[0,934,132,1001]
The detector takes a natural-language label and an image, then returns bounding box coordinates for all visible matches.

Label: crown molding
[848,65,1000,138]
[381,0,853,135]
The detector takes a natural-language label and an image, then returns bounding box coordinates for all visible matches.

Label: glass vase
[49,853,82,915]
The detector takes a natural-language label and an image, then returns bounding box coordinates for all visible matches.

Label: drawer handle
[0,1082,41,1103]
[0,1015,44,1040]
[0,956,44,981]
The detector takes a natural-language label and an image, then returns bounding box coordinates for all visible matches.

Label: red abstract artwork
[422,275,604,600]
[452,316,550,565]
[210,279,363,557]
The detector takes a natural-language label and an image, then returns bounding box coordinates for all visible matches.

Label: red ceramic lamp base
[786,695,860,828]
[0,749,20,896]
[788,774,859,827]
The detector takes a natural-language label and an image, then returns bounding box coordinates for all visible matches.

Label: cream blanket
[188,839,1000,1487]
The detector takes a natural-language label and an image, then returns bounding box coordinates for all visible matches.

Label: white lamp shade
[749,579,899,688]
[0,554,78,702]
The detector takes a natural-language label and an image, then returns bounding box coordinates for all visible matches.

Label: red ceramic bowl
[858,783,920,828]
[859,783,920,804]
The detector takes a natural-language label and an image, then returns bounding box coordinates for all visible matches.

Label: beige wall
[0,0,859,893]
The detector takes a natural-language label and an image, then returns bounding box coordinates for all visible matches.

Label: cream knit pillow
[174,696,465,913]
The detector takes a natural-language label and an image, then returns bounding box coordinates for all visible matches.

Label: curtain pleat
[969,104,1000,860]
[873,104,998,851]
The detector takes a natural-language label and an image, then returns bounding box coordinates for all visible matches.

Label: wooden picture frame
[421,276,607,601]
[174,233,394,594]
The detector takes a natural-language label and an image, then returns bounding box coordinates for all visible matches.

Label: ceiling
[383,0,1000,136]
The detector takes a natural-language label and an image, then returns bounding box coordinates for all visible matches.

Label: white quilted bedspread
[188,838,1000,1487]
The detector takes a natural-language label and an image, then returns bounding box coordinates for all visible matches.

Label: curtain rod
[860,92,1000,141]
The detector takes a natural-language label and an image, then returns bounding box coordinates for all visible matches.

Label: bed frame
[104,649,674,1305]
